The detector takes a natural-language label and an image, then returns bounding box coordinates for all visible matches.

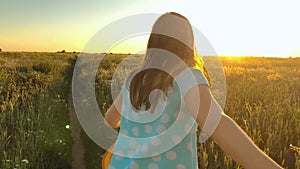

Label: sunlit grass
[0,52,299,169]
[0,52,76,169]
[93,55,300,169]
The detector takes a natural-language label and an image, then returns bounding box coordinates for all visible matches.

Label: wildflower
[21,159,29,164]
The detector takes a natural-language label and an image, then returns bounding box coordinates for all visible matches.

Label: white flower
[21,159,29,164]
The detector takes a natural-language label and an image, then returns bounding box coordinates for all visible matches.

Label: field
[0,52,299,169]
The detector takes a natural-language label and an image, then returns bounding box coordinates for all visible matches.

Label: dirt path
[68,89,86,169]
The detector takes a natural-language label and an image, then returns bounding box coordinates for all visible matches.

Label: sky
[0,0,299,57]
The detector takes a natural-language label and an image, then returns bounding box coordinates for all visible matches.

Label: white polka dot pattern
[148,163,159,169]
[141,144,149,153]
[161,114,169,123]
[152,154,161,162]
[151,137,161,146]
[177,164,186,169]
[130,162,139,169]
[156,125,166,133]
[172,135,181,145]
[145,124,152,133]
[132,127,139,136]
[108,68,205,168]
[166,151,177,160]
[187,142,193,153]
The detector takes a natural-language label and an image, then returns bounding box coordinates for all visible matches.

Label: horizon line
[0,50,299,58]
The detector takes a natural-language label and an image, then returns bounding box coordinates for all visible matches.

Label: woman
[104,12,283,169]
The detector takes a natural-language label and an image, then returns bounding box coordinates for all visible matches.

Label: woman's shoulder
[173,67,209,96]
[174,67,209,85]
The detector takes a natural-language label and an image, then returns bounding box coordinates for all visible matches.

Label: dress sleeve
[174,68,209,96]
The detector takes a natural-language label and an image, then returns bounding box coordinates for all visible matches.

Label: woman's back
[108,67,209,169]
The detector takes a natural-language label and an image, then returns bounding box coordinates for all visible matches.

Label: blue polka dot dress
[108,68,209,169]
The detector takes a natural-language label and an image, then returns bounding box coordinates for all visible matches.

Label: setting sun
[1,1,299,168]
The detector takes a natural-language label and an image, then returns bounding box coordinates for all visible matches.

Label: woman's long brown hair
[129,12,208,112]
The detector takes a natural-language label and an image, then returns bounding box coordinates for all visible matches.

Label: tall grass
[93,56,300,169]
[196,57,300,168]
[0,52,75,169]
[1,53,299,169]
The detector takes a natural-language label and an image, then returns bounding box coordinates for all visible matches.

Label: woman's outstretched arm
[184,85,283,169]
[211,113,282,169]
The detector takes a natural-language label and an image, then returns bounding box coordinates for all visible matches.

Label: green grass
[0,52,299,169]
[93,55,300,169]
[0,52,75,169]
[197,57,300,168]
